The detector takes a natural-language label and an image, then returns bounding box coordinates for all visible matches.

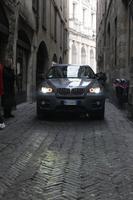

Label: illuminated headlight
[41,87,53,93]
[89,87,101,94]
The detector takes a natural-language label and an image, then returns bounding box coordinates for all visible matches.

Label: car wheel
[37,104,44,119]
[90,106,105,120]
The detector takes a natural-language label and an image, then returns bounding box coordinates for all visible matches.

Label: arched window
[72,43,77,64]
[107,23,110,48]
[90,49,94,67]
[81,47,86,64]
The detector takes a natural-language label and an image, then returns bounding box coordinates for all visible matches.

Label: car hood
[44,78,96,89]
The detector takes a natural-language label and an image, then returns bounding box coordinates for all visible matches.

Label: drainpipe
[13,0,20,69]
[128,0,133,63]
[128,0,133,113]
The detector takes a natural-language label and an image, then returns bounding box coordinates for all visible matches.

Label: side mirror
[95,73,99,79]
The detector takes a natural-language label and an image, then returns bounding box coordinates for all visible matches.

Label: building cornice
[69,28,96,41]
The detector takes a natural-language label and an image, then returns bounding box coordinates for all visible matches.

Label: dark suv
[36,64,106,119]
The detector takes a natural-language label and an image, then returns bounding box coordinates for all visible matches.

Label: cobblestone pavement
[0,101,133,200]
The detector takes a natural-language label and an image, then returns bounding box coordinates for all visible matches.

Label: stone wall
[96,0,133,111]
[2,0,16,59]
[0,0,69,103]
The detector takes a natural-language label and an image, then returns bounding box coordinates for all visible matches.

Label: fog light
[96,101,101,106]
[41,101,46,105]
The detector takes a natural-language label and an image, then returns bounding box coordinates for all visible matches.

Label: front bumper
[37,92,105,113]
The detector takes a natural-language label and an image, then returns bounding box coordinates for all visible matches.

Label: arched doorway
[0,2,9,62]
[36,41,49,88]
[16,30,31,103]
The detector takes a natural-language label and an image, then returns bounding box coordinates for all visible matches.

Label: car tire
[90,106,105,120]
[37,104,44,119]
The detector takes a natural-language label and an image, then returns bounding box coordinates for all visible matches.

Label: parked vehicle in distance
[113,78,129,107]
[36,64,106,119]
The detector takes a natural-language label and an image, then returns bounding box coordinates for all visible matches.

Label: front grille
[71,88,84,95]
[57,88,70,95]
[57,88,85,96]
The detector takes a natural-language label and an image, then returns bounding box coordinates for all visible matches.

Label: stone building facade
[96,0,133,108]
[68,0,96,72]
[0,0,69,104]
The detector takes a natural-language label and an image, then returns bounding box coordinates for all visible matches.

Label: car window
[47,65,95,79]
[47,67,62,78]
[78,66,95,78]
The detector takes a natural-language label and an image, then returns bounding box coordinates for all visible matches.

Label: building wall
[128,0,133,105]
[68,0,96,72]
[0,0,69,103]
[0,0,16,61]
[96,0,133,108]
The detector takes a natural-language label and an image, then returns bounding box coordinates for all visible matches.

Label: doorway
[16,30,31,104]
[36,41,49,88]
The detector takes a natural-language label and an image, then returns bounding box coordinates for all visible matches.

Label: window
[91,13,94,29]
[81,47,86,64]
[72,43,77,64]
[64,29,68,52]
[32,0,38,12]
[47,65,95,79]
[60,21,63,49]
[42,0,46,29]
[107,23,110,48]
[60,0,63,11]
[122,0,129,7]
[90,49,94,67]
[54,8,57,42]
[115,17,117,65]
[83,9,86,25]
[73,3,76,19]
[50,2,54,39]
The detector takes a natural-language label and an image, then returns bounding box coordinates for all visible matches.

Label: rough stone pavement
[0,101,133,200]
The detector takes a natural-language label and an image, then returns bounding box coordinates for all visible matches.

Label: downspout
[128,0,133,77]
[13,0,20,69]
[128,0,133,113]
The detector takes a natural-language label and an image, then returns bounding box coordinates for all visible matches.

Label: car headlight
[89,87,101,94]
[41,87,53,93]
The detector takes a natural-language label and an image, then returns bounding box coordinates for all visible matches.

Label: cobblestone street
[0,101,133,200]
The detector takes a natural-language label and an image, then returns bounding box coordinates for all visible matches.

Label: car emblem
[68,86,72,93]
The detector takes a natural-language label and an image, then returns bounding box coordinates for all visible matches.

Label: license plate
[63,100,77,105]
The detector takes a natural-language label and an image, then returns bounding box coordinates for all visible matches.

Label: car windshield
[47,65,95,79]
